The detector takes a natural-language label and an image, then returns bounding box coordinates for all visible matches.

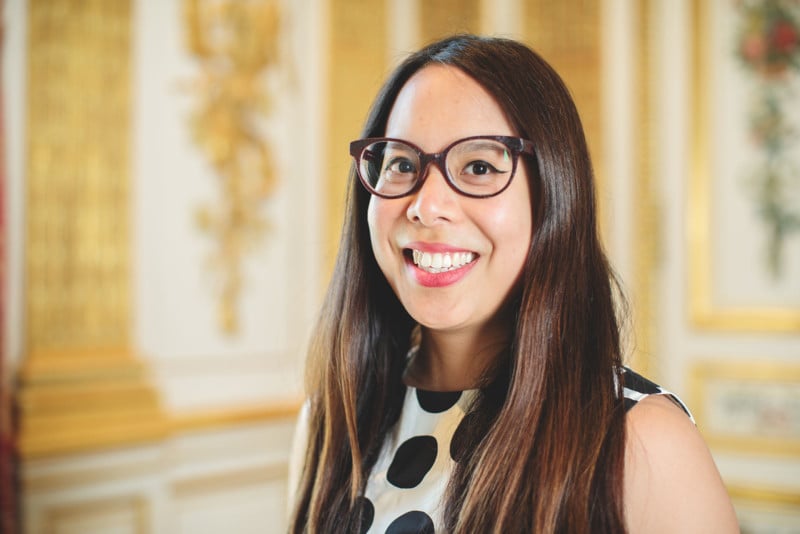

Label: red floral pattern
[735,0,800,276]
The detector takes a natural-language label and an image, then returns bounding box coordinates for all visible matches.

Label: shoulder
[623,394,740,533]
[620,367,694,420]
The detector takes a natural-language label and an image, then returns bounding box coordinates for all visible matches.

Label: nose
[405,163,459,225]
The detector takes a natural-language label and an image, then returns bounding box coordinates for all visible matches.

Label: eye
[463,161,498,175]
[385,157,417,174]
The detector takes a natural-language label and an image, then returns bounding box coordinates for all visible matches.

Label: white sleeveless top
[288,367,693,534]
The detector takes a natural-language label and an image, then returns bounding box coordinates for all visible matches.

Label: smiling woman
[288,35,739,534]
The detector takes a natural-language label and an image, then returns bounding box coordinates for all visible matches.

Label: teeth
[410,250,476,273]
[421,252,432,268]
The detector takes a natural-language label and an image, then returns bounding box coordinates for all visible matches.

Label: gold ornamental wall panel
[26,0,132,353]
[20,0,165,459]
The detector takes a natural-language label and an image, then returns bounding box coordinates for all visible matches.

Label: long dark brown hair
[290,34,628,533]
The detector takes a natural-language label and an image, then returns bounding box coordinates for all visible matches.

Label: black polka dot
[450,412,477,462]
[354,496,374,534]
[623,370,662,395]
[385,510,435,534]
[416,389,462,413]
[386,435,437,488]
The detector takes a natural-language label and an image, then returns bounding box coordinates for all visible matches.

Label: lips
[403,244,479,287]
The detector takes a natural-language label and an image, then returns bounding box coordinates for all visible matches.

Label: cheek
[483,194,533,271]
[488,197,532,239]
[366,199,382,257]
[366,198,396,266]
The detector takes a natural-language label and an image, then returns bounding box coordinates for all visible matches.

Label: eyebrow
[384,141,416,152]
[456,140,510,153]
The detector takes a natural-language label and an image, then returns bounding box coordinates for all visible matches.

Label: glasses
[349,135,536,199]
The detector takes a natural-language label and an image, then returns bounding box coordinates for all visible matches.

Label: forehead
[385,65,516,150]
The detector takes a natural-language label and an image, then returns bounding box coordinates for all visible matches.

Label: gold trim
[690,360,800,457]
[20,410,168,459]
[17,349,142,383]
[728,484,800,508]
[25,456,166,494]
[171,400,301,433]
[44,495,148,534]
[629,0,657,377]
[688,0,800,332]
[20,398,302,460]
[24,401,301,492]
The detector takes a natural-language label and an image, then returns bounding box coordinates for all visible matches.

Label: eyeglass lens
[358,139,515,197]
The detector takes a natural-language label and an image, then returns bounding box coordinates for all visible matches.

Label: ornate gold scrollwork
[184,0,281,333]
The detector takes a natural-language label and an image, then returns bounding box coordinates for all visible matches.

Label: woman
[289,35,738,533]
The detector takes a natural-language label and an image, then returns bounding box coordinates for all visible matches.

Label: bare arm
[624,395,740,533]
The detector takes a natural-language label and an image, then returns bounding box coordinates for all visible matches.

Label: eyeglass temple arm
[519,139,536,156]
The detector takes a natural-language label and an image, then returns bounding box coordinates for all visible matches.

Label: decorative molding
[20,397,300,460]
[171,401,301,434]
[184,0,283,334]
[25,455,165,494]
[631,0,657,376]
[43,495,148,534]
[688,0,800,332]
[728,484,800,508]
[728,484,800,531]
[172,462,289,496]
[690,360,800,457]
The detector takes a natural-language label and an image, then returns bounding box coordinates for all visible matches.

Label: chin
[409,312,471,333]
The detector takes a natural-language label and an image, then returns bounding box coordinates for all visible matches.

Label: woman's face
[367,65,533,335]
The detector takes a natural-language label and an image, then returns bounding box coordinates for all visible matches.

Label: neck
[404,321,511,392]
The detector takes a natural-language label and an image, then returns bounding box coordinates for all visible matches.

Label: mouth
[407,249,477,274]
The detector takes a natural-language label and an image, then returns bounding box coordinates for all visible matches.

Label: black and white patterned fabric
[357,367,693,534]
[620,367,694,422]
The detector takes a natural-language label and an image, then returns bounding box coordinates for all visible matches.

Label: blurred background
[1,0,799,532]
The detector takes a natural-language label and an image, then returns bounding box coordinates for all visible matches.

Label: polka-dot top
[287,367,693,534]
